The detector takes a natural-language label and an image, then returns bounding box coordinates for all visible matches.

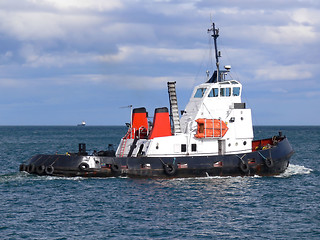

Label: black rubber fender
[19,164,27,172]
[111,164,120,172]
[27,164,35,173]
[45,165,54,175]
[265,158,274,168]
[36,165,45,175]
[163,163,177,176]
[79,162,89,171]
[239,161,249,173]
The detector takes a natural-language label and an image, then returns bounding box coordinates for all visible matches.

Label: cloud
[143,1,198,16]
[255,63,313,81]
[292,8,320,25]
[19,44,99,67]
[0,0,320,125]
[0,78,26,88]
[0,51,13,62]
[97,45,205,64]
[305,91,320,98]
[0,10,103,41]
[28,0,123,11]
[257,25,317,46]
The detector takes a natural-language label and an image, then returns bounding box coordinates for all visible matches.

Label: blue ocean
[0,126,318,239]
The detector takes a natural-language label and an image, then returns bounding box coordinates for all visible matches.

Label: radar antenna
[208,22,221,82]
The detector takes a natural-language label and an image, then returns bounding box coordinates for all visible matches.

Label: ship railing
[123,127,149,139]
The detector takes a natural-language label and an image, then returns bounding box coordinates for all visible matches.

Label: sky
[0,0,319,126]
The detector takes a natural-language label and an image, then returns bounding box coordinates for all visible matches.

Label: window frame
[194,88,207,98]
[208,88,219,97]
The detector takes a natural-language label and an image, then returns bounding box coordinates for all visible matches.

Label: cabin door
[218,140,226,155]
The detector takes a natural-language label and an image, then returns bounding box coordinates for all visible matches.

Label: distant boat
[77,121,86,127]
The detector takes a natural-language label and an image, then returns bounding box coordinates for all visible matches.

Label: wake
[276,163,313,178]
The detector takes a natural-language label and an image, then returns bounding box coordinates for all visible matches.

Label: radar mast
[207,22,223,82]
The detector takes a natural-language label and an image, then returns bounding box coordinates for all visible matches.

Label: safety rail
[123,127,149,140]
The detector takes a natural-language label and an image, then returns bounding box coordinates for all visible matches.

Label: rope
[258,151,267,160]
[159,158,165,165]
[159,157,176,166]
[202,102,214,119]
[236,154,247,164]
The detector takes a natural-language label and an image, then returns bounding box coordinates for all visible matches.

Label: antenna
[120,105,133,127]
[208,22,220,81]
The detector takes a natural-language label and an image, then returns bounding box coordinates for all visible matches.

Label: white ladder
[167,81,181,134]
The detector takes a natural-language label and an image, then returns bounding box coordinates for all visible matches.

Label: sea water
[0,126,318,239]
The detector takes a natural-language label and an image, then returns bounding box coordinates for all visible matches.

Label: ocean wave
[0,171,29,183]
[0,172,87,183]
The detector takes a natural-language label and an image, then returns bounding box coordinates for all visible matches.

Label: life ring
[45,165,54,175]
[19,164,27,172]
[111,164,120,172]
[265,158,274,168]
[36,165,45,175]
[27,164,35,173]
[164,163,177,176]
[239,161,249,173]
[79,162,89,171]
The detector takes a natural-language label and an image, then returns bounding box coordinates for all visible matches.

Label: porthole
[243,141,247,145]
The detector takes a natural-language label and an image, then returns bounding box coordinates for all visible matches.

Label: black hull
[20,137,294,178]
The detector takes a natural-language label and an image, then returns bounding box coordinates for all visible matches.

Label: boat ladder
[167,81,181,134]
[119,138,127,157]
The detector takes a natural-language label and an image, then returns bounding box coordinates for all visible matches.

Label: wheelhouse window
[220,88,231,97]
[194,88,207,98]
[233,87,240,96]
[226,88,231,96]
[220,88,225,97]
[208,88,219,97]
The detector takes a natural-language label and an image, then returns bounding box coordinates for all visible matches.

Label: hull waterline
[20,137,293,178]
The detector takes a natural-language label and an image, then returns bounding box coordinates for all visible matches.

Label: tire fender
[45,165,54,175]
[79,162,89,171]
[164,163,177,176]
[239,161,249,173]
[111,164,120,172]
[27,164,35,173]
[265,158,274,168]
[36,165,45,175]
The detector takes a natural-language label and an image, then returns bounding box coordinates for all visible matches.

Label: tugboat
[19,22,294,178]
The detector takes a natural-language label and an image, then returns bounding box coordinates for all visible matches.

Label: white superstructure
[116,22,254,158]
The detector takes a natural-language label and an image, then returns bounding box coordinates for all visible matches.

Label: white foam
[43,175,85,181]
[0,172,29,183]
[276,163,313,178]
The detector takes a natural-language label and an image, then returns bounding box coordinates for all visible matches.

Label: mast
[208,22,220,82]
